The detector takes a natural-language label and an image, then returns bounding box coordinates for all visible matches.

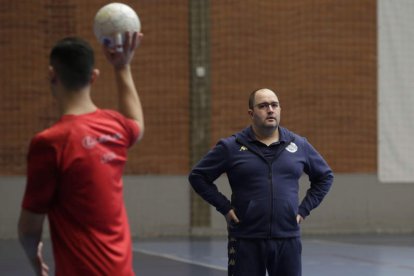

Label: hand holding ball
[93,3,141,52]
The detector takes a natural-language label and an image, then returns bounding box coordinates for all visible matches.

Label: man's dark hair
[248,88,278,109]
[49,37,95,90]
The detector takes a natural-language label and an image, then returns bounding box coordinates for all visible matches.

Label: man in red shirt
[17,32,144,276]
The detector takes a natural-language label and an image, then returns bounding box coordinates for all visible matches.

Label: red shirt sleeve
[124,118,140,147]
[22,134,58,214]
[102,109,140,147]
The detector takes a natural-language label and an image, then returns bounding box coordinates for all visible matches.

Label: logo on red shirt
[82,133,123,149]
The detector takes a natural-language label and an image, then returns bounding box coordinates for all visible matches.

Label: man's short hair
[49,37,95,90]
[248,88,277,109]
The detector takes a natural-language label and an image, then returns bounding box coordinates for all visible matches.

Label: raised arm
[103,31,145,141]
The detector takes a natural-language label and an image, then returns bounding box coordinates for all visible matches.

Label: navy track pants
[227,237,302,276]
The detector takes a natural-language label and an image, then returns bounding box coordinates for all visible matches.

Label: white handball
[93,2,141,51]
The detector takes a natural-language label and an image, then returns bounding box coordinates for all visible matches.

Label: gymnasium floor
[1,234,414,275]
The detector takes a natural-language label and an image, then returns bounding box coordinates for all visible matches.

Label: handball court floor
[1,234,414,275]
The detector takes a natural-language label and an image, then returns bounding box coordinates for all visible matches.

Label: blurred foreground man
[18,32,144,276]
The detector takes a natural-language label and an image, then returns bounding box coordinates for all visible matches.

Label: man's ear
[248,109,254,118]
[49,66,58,84]
[90,69,100,84]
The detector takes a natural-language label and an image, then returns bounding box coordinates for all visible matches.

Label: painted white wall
[0,177,27,239]
[1,174,414,239]
[123,175,190,237]
[211,174,414,235]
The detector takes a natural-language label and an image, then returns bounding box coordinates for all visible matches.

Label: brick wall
[0,0,376,175]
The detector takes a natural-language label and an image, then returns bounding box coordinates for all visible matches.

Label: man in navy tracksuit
[189,88,333,276]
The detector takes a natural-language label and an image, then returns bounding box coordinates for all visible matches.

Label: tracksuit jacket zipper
[236,137,295,237]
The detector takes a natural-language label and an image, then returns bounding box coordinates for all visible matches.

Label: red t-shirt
[22,109,139,276]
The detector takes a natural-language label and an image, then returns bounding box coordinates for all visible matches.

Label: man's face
[249,89,281,130]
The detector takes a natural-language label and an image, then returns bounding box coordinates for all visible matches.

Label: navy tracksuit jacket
[189,126,333,238]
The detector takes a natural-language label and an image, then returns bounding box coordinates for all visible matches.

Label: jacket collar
[238,126,291,144]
